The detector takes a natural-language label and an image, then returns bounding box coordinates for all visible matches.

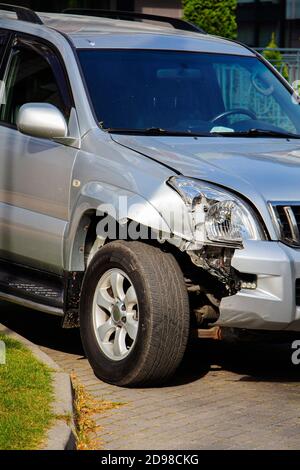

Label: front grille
[273,204,300,246]
[296,279,300,306]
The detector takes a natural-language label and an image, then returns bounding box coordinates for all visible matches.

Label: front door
[0,34,77,273]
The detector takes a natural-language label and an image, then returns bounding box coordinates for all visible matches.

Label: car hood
[112,135,300,239]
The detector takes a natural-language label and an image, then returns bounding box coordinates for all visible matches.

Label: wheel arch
[64,182,172,272]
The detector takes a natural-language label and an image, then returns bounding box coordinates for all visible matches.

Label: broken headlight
[168,176,264,246]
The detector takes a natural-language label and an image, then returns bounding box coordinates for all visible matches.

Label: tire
[79,241,190,387]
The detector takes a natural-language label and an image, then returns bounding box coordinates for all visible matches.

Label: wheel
[79,241,190,386]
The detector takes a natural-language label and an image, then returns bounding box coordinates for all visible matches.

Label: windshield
[78,49,300,137]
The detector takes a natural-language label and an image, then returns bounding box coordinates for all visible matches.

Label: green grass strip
[0,334,54,450]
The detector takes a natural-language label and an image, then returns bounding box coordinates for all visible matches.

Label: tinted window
[79,49,300,136]
[0,41,67,126]
[214,62,295,133]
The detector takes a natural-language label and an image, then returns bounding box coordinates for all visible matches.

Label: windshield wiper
[211,128,300,139]
[107,127,300,139]
[106,127,209,137]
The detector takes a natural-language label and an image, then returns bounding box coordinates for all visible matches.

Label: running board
[0,259,64,316]
[0,291,63,316]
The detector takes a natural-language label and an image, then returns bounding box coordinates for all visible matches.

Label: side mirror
[16,103,68,140]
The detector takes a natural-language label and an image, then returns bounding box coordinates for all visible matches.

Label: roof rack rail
[62,8,205,34]
[0,3,43,25]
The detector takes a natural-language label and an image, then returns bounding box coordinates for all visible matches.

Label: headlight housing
[168,176,264,246]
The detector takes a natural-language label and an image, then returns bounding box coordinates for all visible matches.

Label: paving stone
[1,303,300,450]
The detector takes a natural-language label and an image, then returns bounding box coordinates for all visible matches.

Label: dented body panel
[0,12,300,333]
[219,241,300,331]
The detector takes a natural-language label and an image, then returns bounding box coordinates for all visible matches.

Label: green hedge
[182,0,237,39]
[262,33,289,81]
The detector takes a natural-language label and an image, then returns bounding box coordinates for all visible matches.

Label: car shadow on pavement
[1,300,300,386]
[0,301,84,356]
[167,338,300,387]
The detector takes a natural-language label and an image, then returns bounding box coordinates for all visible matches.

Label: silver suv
[1,5,300,386]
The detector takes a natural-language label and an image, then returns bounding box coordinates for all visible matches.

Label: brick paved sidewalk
[1,301,300,450]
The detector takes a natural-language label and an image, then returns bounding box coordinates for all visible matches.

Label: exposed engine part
[194,304,219,324]
[197,326,222,340]
[187,284,201,293]
[188,246,239,294]
[196,327,300,343]
[206,292,220,308]
[185,246,247,329]
[186,282,221,326]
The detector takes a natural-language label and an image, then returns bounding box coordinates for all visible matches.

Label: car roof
[0,11,254,56]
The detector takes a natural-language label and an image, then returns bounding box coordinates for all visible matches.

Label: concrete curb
[0,324,76,450]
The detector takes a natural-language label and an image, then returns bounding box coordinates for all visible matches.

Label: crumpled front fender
[65,181,174,271]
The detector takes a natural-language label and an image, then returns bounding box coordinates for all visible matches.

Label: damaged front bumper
[218,240,300,332]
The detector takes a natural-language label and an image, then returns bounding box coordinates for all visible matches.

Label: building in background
[3,0,300,48]
[286,0,300,47]
[238,0,300,48]
[132,1,300,48]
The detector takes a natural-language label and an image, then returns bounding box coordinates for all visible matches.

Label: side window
[0,40,69,126]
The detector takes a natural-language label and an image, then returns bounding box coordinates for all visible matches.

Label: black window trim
[0,28,13,72]
[0,29,75,132]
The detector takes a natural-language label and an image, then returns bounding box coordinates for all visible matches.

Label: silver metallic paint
[17,103,68,140]
[0,14,299,330]
[112,134,300,240]
[219,241,300,331]
[0,123,77,273]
